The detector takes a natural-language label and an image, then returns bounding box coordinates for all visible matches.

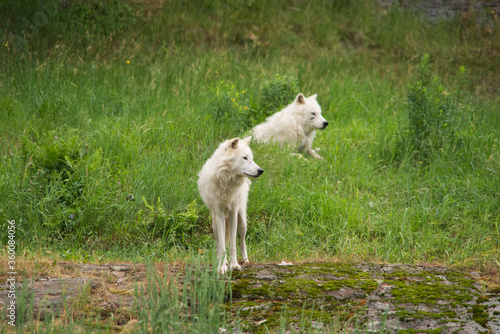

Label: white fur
[252,93,328,159]
[197,137,263,274]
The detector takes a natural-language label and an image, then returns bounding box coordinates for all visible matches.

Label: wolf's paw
[291,153,307,161]
[218,259,229,274]
[242,258,250,265]
[310,149,324,160]
[229,263,242,271]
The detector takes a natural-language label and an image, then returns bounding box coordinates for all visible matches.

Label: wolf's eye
[311,112,316,116]
[243,156,248,160]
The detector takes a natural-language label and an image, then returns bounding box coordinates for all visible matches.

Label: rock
[1,261,498,333]
[0,263,143,322]
[470,271,481,278]
[230,263,500,333]
[377,0,500,23]
[0,276,103,320]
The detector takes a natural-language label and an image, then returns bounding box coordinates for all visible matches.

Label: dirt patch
[0,261,161,329]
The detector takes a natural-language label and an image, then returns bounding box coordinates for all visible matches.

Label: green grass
[1,1,500,330]
[1,0,499,267]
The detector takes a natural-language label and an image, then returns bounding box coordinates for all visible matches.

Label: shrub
[206,80,253,131]
[21,129,87,173]
[61,0,136,37]
[402,53,470,162]
[1,0,136,52]
[19,129,109,235]
[139,198,207,248]
[258,72,300,123]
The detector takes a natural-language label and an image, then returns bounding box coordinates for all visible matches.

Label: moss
[228,263,486,333]
[471,304,490,328]
[232,278,273,299]
[476,295,490,303]
[397,308,456,321]
[398,329,446,334]
[388,275,476,306]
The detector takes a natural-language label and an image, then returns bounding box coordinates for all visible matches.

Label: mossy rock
[227,263,500,333]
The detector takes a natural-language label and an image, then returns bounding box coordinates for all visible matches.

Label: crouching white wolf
[252,93,328,159]
[197,137,264,274]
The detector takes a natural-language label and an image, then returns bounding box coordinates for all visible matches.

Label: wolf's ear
[309,94,318,100]
[227,138,240,150]
[242,136,252,145]
[296,93,306,105]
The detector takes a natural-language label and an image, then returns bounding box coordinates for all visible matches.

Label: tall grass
[134,253,231,333]
[1,0,499,271]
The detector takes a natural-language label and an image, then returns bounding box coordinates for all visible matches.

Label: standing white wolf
[252,93,329,159]
[197,137,264,274]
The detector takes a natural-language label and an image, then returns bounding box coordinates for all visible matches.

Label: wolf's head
[294,93,329,132]
[225,137,264,178]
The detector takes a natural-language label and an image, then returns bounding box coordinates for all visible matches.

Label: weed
[257,72,300,123]
[206,80,253,132]
[401,53,472,163]
[61,0,136,37]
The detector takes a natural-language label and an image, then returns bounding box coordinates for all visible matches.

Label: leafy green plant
[21,129,90,173]
[61,0,136,36]
[402,53,471,162]
[206,80,253,131]
[258,72,300,123]
[17,129,116,237]
[139,197,206,249]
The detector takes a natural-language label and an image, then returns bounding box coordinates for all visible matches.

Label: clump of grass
[206,80,253,132]
[398,53,472,163]
[134,254,231,333]
[205,72,300,132]
[139,198,208,249]
[257,72,300,123]
[61,0,136,37]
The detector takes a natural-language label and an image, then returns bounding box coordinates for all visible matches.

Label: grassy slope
[1,0,499,271]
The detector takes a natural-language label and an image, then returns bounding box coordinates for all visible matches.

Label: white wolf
[252,93,328,159]
[197,137,264,274]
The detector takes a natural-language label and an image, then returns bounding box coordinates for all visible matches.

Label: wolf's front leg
[308,148,324,159]
[238,208,249,264]
[213,210,228,274]
[227,209,242,271]
[305,132,324,159]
